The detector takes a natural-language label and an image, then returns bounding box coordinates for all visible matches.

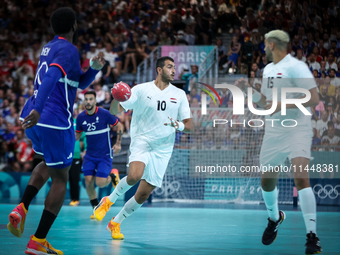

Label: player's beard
[86,104,94,111]
[265,48,273,61]
[162,73,173,83]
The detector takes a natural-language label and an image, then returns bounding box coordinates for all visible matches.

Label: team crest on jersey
[170,98,177,103]
[96,117,99,123]
[82,120,87,125]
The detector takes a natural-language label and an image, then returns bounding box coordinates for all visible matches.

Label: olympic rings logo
[312,184,340,199]
[154,181,181,196]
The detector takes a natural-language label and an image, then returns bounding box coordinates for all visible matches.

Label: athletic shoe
[69,200,79,206]
[109,169,120,189]
[262,210,286,245]
[93,196,113,221]
[106,218,124,240]
[25,235,63,255]
[7,202,27,238]
[305,232,322,254]
[90,214,95,220]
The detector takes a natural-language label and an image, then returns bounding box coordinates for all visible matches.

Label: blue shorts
[25,125,75,169]
[82,154,112,178]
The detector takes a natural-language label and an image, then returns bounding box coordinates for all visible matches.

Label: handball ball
[111,81,131,102]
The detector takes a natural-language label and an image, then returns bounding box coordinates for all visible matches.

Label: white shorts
[260,130,312,169]
[128,139,172,188]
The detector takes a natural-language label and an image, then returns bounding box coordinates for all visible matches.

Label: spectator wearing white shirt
[182,8,195,26]
[329,69,340,87]
[326,53,337,71]
[86,42,99,60]
[316,111,330,138]
[296,49,306,62]
[308,52,321,70]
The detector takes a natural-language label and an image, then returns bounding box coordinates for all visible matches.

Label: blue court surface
[0,202,339,255]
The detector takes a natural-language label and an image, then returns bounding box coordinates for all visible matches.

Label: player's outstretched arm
[164,117,192,133]
[109,99,124,116]
[235,77,267,107]
[78,55,105,90]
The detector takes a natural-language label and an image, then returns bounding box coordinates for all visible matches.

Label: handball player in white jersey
[93,56,192,239]
[235,30,322,254]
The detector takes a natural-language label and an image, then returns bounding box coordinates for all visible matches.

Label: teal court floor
[0,202,339,255]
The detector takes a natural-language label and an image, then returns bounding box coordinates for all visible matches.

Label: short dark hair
[156,56,174,74]
[84,91,97,98]
[327,121,334,127]
[50,7,76,35]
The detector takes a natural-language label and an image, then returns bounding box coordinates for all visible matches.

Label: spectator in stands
[316,111,330,138]
[101,42,121,83]
[319,85,330,106]
[318,39,328,57]
[312,128,321,146]
[158,31,172,46]
[16,64,34,87]
[319,60,328,76]
[190,87,201,102]
[250,62,261,77]
[4,105,17,126]
[296,49,306,62]
[326,53,337,71]
[2,122,15,143]
[337,62,340,77]
[182,8,195,26]
[258,54,269,71]
[216,0,237,33]
[86,42,98,60]
[179,64,199,94]
[329,69,340,87]
[308,52,321,71]
[123,33,143,74]
[216,38,227,69]
[223,36,241,73]
[174,30,189,45]
[320,75,336,97]
[15,129,34,172]
[98,91,113,111]
[312,46,323,63]
[321,121,340,146]
[1,98,10,117]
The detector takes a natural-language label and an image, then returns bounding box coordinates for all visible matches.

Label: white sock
[113,196,142,224]
[298,187,317,234]
[262,187,280,221]
[108,177,133,203]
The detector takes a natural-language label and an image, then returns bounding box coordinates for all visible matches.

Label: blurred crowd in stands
[0,0,340,171]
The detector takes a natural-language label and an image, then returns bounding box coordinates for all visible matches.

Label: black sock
[20,185,39,210]
[90,198,99,208]
[34,210,57,239]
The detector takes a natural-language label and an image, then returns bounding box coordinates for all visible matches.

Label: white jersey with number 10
[120,81,191,153]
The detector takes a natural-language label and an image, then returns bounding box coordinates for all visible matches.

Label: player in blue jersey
[6,7,105,255]
[75,91,123,217]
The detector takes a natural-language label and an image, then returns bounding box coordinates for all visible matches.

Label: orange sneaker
[69,200,80,206]
[93,196,113,221]
[25,235,63,255]
[7,202,27,238]
[106,218,124,240]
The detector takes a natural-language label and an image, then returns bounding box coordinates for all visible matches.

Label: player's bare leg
[108,179,155,239]
[261,169,285,245]
[292,157,321,254]
[93,161,145,221]
[7,161,50,237]
[84,175,99,219]
[85,175,97,200]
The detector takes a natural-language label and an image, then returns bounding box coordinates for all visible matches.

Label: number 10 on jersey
[157,100,166,111]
